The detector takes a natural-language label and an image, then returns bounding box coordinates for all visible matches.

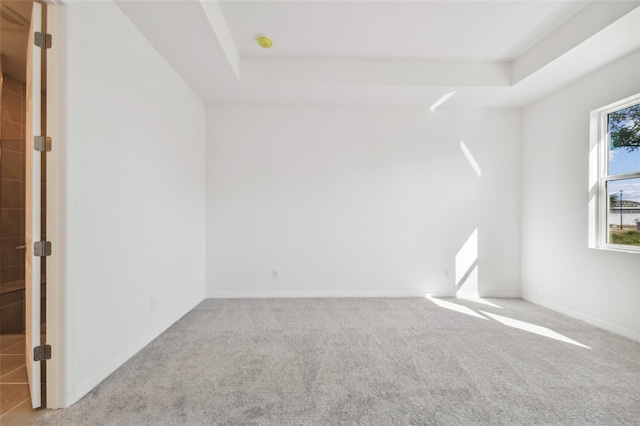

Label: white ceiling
[115,1,640,108]
[220,1,584,60]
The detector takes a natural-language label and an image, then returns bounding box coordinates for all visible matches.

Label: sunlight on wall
[460,140,482,178]
[455,228,479,297]
[458,265,479,296]
[481,311,591,349]
[429,91,456,111]
[588,190,598,247]
[588,143,598,192]
[588,115,600,248]
[427,297,487,320]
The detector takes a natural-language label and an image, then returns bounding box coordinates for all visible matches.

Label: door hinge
[34,136,52,152]
[34,345,52,362]
[34,32,52,49]
[34,241,52,257]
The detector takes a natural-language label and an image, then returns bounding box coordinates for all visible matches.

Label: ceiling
[12,1,640,109]
[220,1,584,60]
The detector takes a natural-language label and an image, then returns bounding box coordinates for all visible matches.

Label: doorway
[0,0,47,418]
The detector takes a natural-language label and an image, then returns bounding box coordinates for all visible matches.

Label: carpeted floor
[35,298,640,425]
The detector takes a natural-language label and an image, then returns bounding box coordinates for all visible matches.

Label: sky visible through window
[608,178,640,204]
[608,103,640,203]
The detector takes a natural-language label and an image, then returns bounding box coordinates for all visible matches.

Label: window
[590,94,640,252]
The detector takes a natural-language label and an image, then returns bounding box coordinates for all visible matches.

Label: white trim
[25,1,43,408]
[208,292,428,299]
[589,91,640,254]
[590,245,640,255]
[207,291,521,299]
[477,292,521,298]
[198,0,240,80]
[44,0,68,409]
[451,292,522,298]
[602,172,640,182]
[594,92,640,117]
[522,293,640,344]
[71,296,202,404]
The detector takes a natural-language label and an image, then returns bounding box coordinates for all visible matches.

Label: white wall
[65,1,206,404]
[206,106,521,298]
[521,50,640,342]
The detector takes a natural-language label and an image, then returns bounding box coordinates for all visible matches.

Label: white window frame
[589,93,640,254]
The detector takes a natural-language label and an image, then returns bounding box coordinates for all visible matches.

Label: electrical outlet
[272,270,279,279]
[444,269,450,277]
[150,297,156,311]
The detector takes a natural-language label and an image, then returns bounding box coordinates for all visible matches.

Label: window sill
[590,245,640,255]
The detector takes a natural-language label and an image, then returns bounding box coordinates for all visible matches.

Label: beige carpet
[35,298,640,425]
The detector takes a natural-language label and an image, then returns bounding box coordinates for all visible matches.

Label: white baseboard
[71,295,204,405]
[426,291,521,298]
[522,293,640,344]
[208,291,425,298]
[207,291,521,299]
[478,292,521,298]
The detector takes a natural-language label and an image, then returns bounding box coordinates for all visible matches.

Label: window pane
[607,178,640,246]
[608,103,640,175]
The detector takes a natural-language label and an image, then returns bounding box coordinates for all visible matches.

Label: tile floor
[0,334,43,424]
